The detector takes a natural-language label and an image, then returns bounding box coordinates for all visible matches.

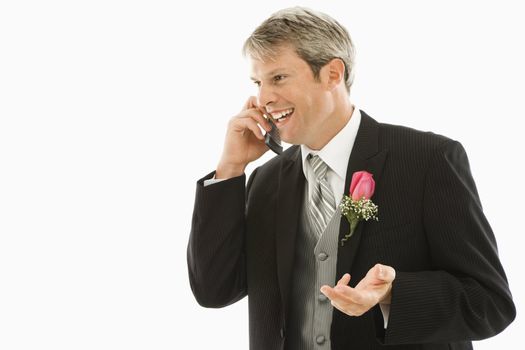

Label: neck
[306,99,354,150]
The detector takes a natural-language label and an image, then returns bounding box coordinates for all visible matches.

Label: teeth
[271,108,294,120]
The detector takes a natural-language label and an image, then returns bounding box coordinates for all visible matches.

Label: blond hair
[243,7,356,93]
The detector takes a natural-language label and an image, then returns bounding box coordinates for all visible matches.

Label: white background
[0,0,523,349]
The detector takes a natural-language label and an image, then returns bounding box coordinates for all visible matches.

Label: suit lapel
[336,111,388,282]
[275,146,305,319]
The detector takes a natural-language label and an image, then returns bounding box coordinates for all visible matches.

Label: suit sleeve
[381,140,516,344]
[187,171,245,307]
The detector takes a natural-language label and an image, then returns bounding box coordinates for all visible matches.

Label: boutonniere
[339,171,379,246]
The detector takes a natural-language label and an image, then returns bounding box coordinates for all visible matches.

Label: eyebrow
[250,68,290,81]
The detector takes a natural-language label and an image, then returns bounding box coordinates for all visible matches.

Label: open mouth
[270,108,294,124]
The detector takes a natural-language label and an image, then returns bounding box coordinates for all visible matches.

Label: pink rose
[349,171,375,201]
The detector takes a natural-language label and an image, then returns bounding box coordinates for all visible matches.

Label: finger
[240,108,272,132]
[336,273,351,286]
[245,119,266,141]
[330,297,367,317]
[247,96,270,116]
[321,285,357,305]
[323,286,371,315]
[320,286,345,304]
[231,117,265,141]
[242,96,258,111]
[331,300,364,317]
[334,285,367,304]
[375,264,396,283]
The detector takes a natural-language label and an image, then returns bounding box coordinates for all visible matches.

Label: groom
[187,7,515,349]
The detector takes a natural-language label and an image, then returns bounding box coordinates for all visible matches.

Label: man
[187,7,515,350]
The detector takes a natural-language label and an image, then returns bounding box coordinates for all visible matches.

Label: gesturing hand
[320,263,396,317]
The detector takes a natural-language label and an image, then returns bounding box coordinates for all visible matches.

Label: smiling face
[249,46,345,149]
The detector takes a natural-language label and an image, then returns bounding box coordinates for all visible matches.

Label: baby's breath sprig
[339,195,378,246]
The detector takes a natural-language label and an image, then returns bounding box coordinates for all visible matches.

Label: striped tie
[308,155,336,237]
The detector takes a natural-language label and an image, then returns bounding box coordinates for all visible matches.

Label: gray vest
[286,186,341,350]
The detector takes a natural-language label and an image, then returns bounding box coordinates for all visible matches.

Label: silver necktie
[308,155,336,237]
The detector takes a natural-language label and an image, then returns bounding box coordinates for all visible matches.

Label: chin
[280,135,299,146]
[278,131,291,143]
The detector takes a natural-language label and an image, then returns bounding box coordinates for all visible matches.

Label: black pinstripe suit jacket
[187,111,515,349]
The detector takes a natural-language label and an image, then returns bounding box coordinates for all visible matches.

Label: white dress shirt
[300,107,361,205]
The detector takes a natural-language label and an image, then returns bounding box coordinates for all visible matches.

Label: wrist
[216,162,246,179]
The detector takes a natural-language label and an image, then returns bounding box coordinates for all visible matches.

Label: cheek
[306,90,328,111]
[297,95,317,119]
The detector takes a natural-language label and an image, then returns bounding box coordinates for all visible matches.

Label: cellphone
[265,118,283,155]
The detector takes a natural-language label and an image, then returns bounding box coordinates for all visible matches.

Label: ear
[322,58,345,90]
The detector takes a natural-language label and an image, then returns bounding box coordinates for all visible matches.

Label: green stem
[341,219,359,246]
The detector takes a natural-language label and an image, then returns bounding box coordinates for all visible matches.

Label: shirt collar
[301,107,361,180]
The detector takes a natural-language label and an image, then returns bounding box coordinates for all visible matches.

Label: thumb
[336,273,351,286]
[376,264,396,283]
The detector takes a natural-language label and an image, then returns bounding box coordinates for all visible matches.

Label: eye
[273,75,286,83]
[253,80,261,87]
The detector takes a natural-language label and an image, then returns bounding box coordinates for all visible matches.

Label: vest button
[318,293,328,302]
[316,335,325,344]
[318,252,328,261]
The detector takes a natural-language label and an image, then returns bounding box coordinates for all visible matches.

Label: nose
[257,83,277,108]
